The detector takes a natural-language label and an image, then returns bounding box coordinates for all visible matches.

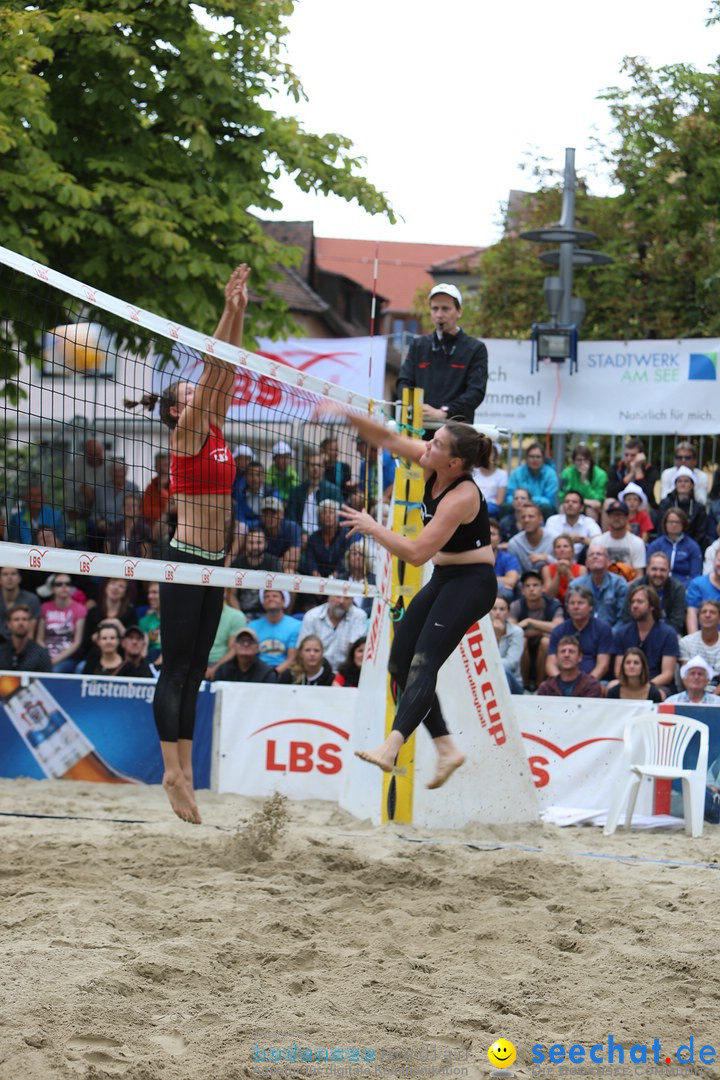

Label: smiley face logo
[488,1039,516,1069]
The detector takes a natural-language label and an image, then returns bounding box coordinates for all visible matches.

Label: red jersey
[170,424,235,496]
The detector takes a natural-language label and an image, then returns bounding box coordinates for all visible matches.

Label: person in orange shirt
[142,451,171,535]
[541,534,583,610]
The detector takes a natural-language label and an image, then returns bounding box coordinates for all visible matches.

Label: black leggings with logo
[153,545,225,743]
[389,563,497,740]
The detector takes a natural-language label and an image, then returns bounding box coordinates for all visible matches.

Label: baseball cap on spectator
[259,589,291,609]
[272,441,293,457]
[261,496,284,512]
[673,465,696,483]
[123,625,148,642]
[235,627,259,643]
[429,283,463,306]
[679,655,714,681]
[606,500,629,515]
[232,444,255,460]
[521,569,543,584]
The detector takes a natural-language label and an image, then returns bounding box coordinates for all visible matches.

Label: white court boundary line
[0,542,377,596]
[0,244,376,410]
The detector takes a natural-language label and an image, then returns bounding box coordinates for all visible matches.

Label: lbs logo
[250,718,349,775]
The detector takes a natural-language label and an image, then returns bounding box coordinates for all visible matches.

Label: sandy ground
[1,777,720,1080]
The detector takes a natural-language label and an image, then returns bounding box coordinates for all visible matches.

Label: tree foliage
[463,21,720,341]
[0,1,393,340]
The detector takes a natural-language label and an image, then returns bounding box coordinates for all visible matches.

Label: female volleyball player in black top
[337,411,497,788]
[132,265,250,823]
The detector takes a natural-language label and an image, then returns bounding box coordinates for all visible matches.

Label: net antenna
[0,245,384,600]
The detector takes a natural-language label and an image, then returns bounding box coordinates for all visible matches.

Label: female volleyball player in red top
[153,265,250,823]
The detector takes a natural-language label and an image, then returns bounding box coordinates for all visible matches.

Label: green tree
[463,21,720,341]
[0,1,393,340]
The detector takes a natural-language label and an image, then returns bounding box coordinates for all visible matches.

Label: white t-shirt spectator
[597,529,647,570]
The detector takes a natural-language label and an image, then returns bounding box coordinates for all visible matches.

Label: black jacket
[396,329,488,422]
[214,657,278,683]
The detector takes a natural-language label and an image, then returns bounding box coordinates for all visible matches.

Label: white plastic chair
[603,714,709,838]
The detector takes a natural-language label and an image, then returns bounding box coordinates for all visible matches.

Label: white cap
[429,283,462,306]
[674,465,695,483]
[272,440,293,457]
[232,443,255,460]
[259,588,291,609]
[680,655,714,681]
[618,481,648,507]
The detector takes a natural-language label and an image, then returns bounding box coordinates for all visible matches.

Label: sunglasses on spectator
[675,453,693,460]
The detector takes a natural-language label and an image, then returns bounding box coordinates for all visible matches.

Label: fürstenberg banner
[478,339,719,434]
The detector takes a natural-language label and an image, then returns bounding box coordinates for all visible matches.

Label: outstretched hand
[225,263,251,313]
[338,503,376,539]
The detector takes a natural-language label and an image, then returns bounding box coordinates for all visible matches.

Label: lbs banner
[479,338,720,434]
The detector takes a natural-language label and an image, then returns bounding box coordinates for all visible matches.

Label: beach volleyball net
[0,245,382,598]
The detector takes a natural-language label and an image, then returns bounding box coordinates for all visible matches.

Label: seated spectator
[472,442,507,517]
[706,468,720,547]
[106,492,152,557]
[139,581,162,665]
[545,489,601,557]
[321,436,352,498]
[624,551,686,635]
[76,578,137,670]
[333,636,366,687]
[559,445,607,521]
[547,587,613,682]
[573,543,629,627]
[679,599,720,688]
[664,655,718,705]
[0,566,42,637]
[236,461,275,528]
[0,604,52,672]
[84,622,129,676]
[304,500,351,578]
[703,528,720,574]
[657,467,707,546]
[686,551,720,634]
[541,534,584,611]
[505,442,558,516]
[260,497,302,574]
[213,626,278,683]
[605,437,659,511]
[647,508,702,586]
[537,635,602,698]
[299,595,367,674]
[279,634,334,686]
[612,583,679,696]
[489,518,520,600]
[344,545,375,617]
[491,595,524,694]
[36,575,86,673]
[597,501,647,580]
[142,451,171,536]
[267,441,299,502]
[507,503,555,574]
[232,527,281,620]
[354,435,396,505]
[19,527,76,598]
[119,625,155,678]
[230,444,255,518]
[618,482,655,543]
[509,569,564,690]
[286,451,342,537]
[92,459,140,547]
[660,441,708,505]
[8,479,66,545]
[606,646,664,702]
[499,486,530,543]
[64,437,109,545]
[205,589,248,680]
[249,589,300,675]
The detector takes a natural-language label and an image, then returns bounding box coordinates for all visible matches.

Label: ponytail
[444,420,493,470]
[126,383,181,429]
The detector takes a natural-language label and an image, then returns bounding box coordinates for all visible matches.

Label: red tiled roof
[430,248,485,273]
[315,238,482,312]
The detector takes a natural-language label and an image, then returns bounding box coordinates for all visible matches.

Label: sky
[254,0,719,248]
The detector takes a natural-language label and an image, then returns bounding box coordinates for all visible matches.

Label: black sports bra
[421,473,491,553]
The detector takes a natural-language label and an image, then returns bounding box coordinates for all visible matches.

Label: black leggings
[389,563,497,741]
[153,545,225,743]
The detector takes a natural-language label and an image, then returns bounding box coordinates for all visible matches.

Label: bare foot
[162,772,202,824]
[427,736,465,789]
[354,730,405,775]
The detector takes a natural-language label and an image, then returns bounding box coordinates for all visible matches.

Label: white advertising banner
[256,337,386,403]
[479,338,720,434]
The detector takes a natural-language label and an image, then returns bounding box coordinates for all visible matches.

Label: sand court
[1,776,719,1080]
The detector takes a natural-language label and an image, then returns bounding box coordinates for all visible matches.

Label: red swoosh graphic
[249,718,350,740]
[522,733,622,759]
[257,350,355,373]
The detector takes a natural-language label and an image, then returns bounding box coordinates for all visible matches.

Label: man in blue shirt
[260,497,302,573]
[249,590,300,675]
[686,551,720,634]
[612,583,679,696]
[573,543,628,628]
[355,437,396,505]
[547,586,613,681]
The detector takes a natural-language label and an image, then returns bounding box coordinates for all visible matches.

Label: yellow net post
[382,386,425,825]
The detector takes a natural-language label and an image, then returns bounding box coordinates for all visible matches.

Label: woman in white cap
[664,655,719,704]
[657,466,707,544]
